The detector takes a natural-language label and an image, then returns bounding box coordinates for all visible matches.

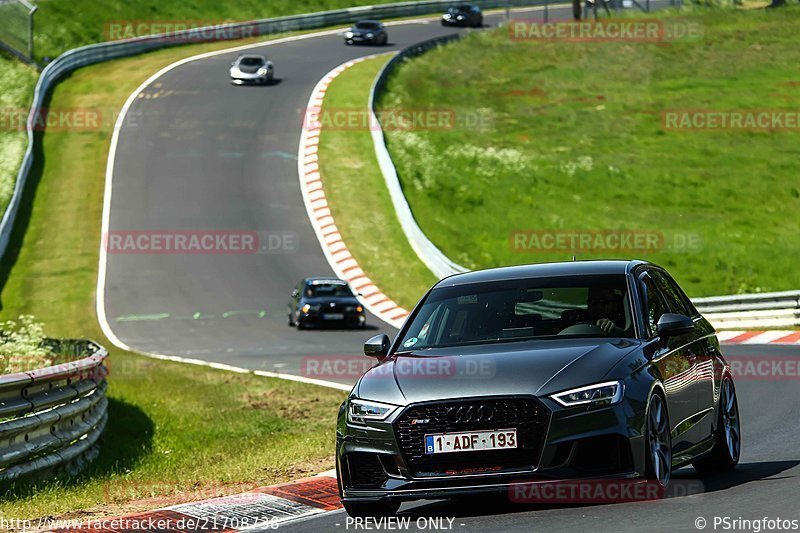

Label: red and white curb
[718,330,800,345]
[52,471,341,532]
[297,54,411,330]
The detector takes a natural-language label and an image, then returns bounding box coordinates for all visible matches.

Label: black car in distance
[289,277,366,329]
[344,20,388,45]
[441,4,483,27]
[336,260,740,517]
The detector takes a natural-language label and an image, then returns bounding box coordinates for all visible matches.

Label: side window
[640,273,668,337]
[652,271,693,317]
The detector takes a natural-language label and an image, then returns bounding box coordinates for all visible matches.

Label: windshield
[449,6,471,12]
[239,57,264,66]
[355,22,380,30]
[305,282,354,298]
[397,275,633,351]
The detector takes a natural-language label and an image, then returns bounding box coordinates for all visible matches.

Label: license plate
[322,313,344,320]
[424,429,517,454]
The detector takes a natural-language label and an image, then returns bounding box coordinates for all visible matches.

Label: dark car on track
[441,4,483,27]
[229,54,274,85]
[344,20,388,45]
[336,260,741,516]
[288,277,366,329]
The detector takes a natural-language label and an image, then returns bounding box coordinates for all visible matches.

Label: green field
[377,7,800,297]
[0,35,346,520]
[33,0,434,60]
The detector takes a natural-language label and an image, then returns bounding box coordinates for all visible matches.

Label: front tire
[646,392,672,488]
[342,501,400,518]
[693,378,740,473]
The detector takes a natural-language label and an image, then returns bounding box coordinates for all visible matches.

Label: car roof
[435,260,650,287]
[303,277,348,285]
[237,54,266,60]
[355,19,382,24]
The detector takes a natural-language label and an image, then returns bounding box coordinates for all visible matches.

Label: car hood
[235,63,264,74]
[355,337,641,405]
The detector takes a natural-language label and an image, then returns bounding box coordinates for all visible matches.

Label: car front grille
[394,397,550,477]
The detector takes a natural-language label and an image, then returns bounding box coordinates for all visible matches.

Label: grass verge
[0,53,37,216]
[0,33,347,520]
[317,55,439,310]
[377,8,800,297]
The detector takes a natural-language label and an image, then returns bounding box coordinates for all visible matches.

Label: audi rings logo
[446,404,494,424]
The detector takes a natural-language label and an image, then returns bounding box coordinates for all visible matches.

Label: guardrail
[693,290,800,329]
[0,0,549,262]
[0,340,108,484]
[369,33,472,279]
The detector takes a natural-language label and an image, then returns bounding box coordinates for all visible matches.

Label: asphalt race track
[103,4,601,380]
[101,3,800,530]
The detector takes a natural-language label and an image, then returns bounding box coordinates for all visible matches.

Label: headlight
[345,31,354,38]
[347,399,399,424]
[301,304,321,313]
[551,381,624,408]
[367,32,374,39]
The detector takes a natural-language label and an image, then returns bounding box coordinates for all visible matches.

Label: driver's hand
[596,318,620,333]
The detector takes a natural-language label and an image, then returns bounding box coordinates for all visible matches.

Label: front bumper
[345,35,378,45]
[300,311,366,328]
[337,395,646,503]
[230,74,271,84]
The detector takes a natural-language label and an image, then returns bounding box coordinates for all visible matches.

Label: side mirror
[291,289,299,298]
[364,334,391,358]
[656,313,695,337]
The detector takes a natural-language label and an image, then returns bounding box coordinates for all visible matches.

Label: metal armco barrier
[0,340,108,484]
[369,33,471,279]
[0,0,546,262]
[693,290,800,329]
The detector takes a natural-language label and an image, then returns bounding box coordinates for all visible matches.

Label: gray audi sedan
[336,260,740,516]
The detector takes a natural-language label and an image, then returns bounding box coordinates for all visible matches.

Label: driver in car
[587,287,625,334]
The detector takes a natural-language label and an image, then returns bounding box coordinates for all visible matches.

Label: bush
[0,315,54,374]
